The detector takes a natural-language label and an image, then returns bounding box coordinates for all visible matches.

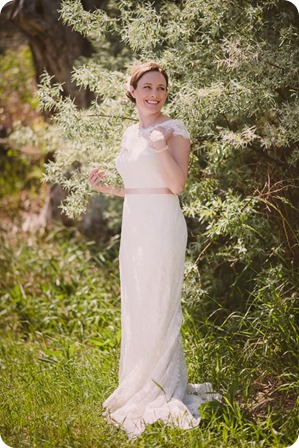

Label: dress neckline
[137,118,174,131]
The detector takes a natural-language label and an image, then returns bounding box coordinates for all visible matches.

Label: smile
[145,100,159,104]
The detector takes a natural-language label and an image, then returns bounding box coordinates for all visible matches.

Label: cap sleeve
[162,119,191,142]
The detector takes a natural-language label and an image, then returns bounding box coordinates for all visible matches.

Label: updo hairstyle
[126,61,169,104]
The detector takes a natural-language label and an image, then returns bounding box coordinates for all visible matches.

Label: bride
[88,61,220,438]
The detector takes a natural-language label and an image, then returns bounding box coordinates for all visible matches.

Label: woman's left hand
[149,127,173,152]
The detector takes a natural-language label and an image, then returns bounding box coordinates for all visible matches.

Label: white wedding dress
[103,119,220,438]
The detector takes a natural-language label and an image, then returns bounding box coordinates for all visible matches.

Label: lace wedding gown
[103,119,220,438]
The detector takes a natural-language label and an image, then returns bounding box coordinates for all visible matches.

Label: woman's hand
[149,128,190,195]
[87,168,125,197]
[88,168,106,189]
[149,127,173,152]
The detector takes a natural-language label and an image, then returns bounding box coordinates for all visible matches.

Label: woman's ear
[130,86,135,98]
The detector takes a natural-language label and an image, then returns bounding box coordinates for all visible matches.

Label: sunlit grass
[0,228,298,447]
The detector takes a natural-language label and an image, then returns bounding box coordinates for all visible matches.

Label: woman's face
[130,71,168,114]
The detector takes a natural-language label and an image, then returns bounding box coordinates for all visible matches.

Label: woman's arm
[88,168,125,197]
[149,129,190,195]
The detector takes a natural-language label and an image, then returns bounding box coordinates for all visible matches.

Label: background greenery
[0,0,298,447]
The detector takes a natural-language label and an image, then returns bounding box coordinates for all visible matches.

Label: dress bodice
[116,119,191,189]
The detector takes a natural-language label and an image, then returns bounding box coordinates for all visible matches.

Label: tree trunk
[9,0,104,108]
[6,0,109,238]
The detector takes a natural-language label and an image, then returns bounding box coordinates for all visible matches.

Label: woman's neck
[138,112,166,129]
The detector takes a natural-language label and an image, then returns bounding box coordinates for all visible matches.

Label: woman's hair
[126,61,169,104]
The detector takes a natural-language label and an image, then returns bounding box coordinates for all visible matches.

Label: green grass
[0,228,298,448]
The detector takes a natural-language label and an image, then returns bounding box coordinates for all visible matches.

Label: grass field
[0,223,298,448]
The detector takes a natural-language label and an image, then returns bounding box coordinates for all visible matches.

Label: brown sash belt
[125,188,174,195]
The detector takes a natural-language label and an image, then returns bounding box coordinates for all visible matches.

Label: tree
[9,0,109,108]
[6,0,123,234]
[40,0,299,268]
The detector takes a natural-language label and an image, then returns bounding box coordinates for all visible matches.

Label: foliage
[0,45,38,112]
[0,45,46,202]
[0,45,39,132]
[0,228,121,341]
[35,0,299,299]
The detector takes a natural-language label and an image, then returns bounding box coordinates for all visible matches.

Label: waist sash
[125,188,174,195]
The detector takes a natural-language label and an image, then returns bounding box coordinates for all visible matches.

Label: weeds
[0,228,298,447]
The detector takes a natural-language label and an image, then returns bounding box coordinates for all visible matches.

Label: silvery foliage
[34,0,298,298]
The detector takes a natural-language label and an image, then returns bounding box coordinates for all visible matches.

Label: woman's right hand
[88,168,106,189]
[87,168,125,197]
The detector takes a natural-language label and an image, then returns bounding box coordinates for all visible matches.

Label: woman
[88,62,219,438]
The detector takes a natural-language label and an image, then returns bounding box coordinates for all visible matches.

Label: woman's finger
[88,168,106,188]
[88,173,98,184]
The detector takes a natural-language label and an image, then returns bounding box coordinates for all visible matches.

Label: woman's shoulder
[161,118,191,141]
